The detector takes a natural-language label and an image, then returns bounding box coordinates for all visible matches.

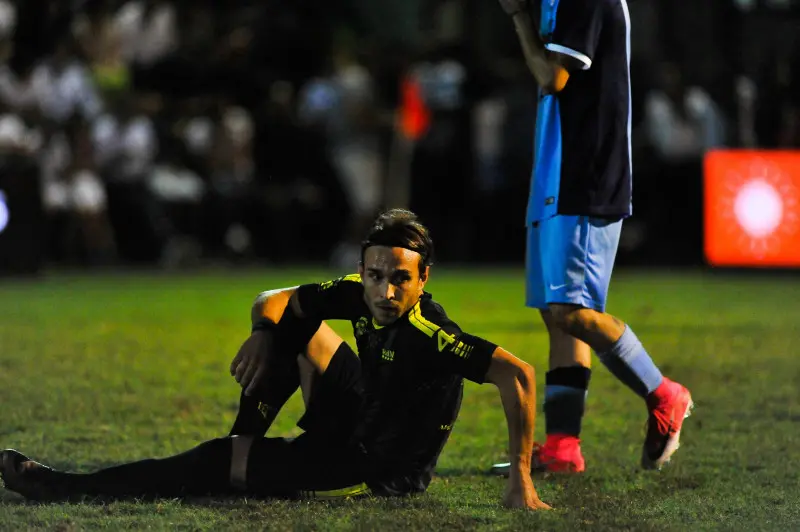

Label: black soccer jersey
[527,0,633,223]
[295,274,495,484]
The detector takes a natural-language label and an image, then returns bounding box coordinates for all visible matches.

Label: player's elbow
[515,361,536,391]
[489,349,536,393]
[250,287,298,326]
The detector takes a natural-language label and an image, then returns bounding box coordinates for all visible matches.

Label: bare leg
[548,304,625,353]
[548,304,661,398]
[541,309,591,369]
[547,303,693,470]
[537,310,592,470]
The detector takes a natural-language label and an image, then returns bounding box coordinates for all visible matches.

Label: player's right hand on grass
[230,330,272,396]
[503,471,551,511]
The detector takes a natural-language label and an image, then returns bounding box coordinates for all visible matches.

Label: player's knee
[548,304,576,332]
[549,304,599,337]
[303,322,344,373]
[539,309,559,332]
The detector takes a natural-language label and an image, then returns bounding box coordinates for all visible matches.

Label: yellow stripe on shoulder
[408,301,439,337]
[409,301,469,356]
[320,273,362,290]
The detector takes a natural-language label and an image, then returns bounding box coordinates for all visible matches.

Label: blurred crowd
[0,0,798,270]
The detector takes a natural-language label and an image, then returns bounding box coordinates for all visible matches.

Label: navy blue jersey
[527,0,633,223]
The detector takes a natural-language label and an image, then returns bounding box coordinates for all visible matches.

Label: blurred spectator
[299,33,384,270]
[0,0,771,272]
[92,91,158,182]
[0,0,15,40]
[202,103,259,260]
[644,62,726,162]
[91,91,165,262]
[115,0,177,69]
[407,41,482,262]
[38,116,115,266]
[641,61,726,264]
[147,133,205,268]
[0,37,39,113]
[0,101,41,157]
[73,0,130,100]
[30,34,103,125]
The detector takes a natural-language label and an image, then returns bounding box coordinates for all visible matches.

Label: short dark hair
[361,209,434,275]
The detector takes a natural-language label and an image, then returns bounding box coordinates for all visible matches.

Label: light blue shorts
[525,215,622,312]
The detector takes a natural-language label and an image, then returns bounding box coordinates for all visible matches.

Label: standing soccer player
[491,0,693,474]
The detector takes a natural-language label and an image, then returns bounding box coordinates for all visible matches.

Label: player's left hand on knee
[230,331,272,396]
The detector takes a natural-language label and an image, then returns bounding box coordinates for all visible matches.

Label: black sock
[229,317,322,437]
[61,437,233,499]
[544,366,592,437]
[229,351,302,437]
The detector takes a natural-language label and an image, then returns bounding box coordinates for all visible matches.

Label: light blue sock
[596,326,663,398]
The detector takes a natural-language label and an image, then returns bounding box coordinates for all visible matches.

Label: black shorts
[245,341,372,499]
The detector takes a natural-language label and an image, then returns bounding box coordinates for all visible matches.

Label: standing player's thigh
[525,222,548,309]
[540,215,622,312]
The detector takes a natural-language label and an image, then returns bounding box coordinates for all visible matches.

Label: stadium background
[0,2,799,528]
[0,0,798,274]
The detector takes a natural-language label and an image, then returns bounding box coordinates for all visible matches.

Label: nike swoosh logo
[549,284,567,291]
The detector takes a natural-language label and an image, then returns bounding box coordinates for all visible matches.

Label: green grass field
[0,268,798,531]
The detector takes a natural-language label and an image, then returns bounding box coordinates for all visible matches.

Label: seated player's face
[360,246,428,326]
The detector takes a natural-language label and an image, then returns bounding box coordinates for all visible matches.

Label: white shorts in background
[332,146,382,216]
[42,170,107,214]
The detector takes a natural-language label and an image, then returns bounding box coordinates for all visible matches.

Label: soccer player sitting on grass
[1,209,550,511]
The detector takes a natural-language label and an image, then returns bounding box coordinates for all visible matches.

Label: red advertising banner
[704,150,800,267]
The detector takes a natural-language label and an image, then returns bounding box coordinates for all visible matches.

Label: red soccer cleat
[489,435,585,477]
[642,377,694,470]
[531,435,585,474]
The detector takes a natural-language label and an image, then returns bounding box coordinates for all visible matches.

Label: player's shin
[230,312,324,437]
[538,313,590,469]
[229,355,301,437]
[544,366,592,444]
[595,324,663,398]
[8,438,236,500]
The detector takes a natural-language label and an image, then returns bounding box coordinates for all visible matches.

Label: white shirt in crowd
[0,112,42,154]
[0,65,39,111]
[30,60,103,124]
[115,0,177,66]
[92,113,157,180]
[39,132,107,214]
[0,0,15,39]
[644,87,725,161]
